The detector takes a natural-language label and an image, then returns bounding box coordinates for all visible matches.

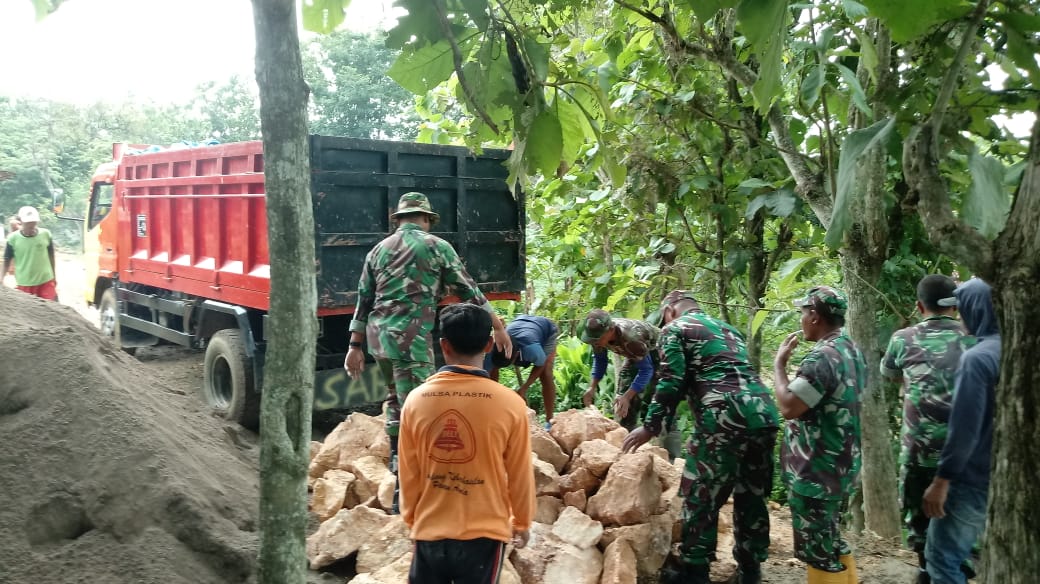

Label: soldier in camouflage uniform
[773,286,866,584]
[579,309,661,430]
[880,275,972,583]
[344,192,512,511]
[622,291,779,584]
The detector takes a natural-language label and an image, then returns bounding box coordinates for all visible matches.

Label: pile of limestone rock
[305,408,684,584]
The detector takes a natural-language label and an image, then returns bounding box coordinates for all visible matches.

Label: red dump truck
[63,136,524,427]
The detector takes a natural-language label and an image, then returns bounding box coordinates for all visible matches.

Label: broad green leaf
[738,0,790,111]
[1003,12,1040,34]
[825,117,895,248]
[685,0,742,23]
[842,0,870,19]
[523,34,550,84]
[302,0,349,34]
[745,189,797,219]
[388,40,459,95]
[605,283,635,311]
[859,0,972,42]
[1006,29,1040,81]
[739,178,773,191]
[836,64,872,118]
[963,149,1010,240]
[801,64,826,108]
[386,0,442,48]
[556,99,588,166]
[625,295,647,319]
[603,151,628,187]
[459,0,491,31]
[526,111,564,177]
[751,308,770,337]
[777,255,816,292]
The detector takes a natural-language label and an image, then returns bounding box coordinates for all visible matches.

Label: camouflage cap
[390,192,440,224]
[793,285,848,317]
[659,290,700,308]
[580,309,614,343]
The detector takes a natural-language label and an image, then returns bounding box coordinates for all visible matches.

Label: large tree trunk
[840,251,901,538]
[251,1,317,582]
[981,111,1040,584]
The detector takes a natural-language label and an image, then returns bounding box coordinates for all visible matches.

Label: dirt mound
[0,288,260,584]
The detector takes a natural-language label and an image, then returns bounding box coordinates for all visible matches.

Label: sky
[0,0,398,105]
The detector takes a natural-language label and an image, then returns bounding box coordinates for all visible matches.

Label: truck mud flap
[313,366,388,411]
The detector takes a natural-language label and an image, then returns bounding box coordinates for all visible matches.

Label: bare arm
[773,332,811,420]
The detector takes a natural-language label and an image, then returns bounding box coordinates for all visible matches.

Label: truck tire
[98,288,136,356]
[203,329,259,430]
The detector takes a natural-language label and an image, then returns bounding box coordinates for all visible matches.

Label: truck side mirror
[52,188,65,214]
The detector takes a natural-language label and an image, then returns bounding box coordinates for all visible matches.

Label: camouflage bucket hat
[580,309,614,343]
[793,285,848,318]
[390,192,440,224]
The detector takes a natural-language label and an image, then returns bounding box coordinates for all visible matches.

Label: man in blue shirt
[487,315,559,425]
[922,278,999,584]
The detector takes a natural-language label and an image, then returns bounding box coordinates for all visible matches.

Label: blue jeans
[925,483,988,584]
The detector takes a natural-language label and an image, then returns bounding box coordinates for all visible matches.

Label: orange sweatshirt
[399,365,535,542]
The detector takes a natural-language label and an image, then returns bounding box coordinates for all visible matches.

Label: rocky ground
[0,252,922,583]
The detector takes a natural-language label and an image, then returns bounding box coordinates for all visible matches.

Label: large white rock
[559,466,601,496]
[568,439,621,478]
[600,517,672,579]
[586,452,660,526]
[512,523,603,584]
[309,413,389,479]
[356,515,411,573]
[533,454,562,497]
[350,455,392,502]
[350,551,412,584]
[603,426,628,449]
[549,409,621,455]
[599,539,638,584]
[535,495,564,524]
[552,506,604,549]
[531,424,570,473]
[310,469,357,521]
[306,505,392,569]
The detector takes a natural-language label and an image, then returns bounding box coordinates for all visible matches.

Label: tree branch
[930,0,991,144]
[432,0,500,134]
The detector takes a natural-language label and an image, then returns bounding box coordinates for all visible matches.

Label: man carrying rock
[399,303,534,583]
[580,308,660,430]
[485,314,560,428]
[622,291,779,584]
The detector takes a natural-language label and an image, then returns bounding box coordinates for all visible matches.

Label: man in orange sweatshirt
[399,303,535,583]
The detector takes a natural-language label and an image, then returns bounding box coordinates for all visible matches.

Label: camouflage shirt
[881,315,971,468]
[349,223,490,363]
[643,310,779,436]
[782,330,866,500]
[601,317,660,361]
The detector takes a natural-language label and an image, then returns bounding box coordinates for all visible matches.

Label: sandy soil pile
[0,287,260,584]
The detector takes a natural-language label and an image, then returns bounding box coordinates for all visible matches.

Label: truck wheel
[98,288,136,356]
[203,329,259,430]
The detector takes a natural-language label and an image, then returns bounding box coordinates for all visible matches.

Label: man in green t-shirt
[2,206,57,301]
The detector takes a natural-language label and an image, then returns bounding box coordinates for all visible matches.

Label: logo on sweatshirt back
[429,409,476,463]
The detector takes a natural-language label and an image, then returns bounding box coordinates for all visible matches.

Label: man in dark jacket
[922,278,999,584]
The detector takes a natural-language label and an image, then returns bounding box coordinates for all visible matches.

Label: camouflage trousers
[901,463,937,554]
[789,494,851,572]
[678,429,776,566]
[901,463,979,575]
[379,358,434,438]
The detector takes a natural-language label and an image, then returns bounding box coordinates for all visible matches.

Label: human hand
[923,478,950,518]
[621,426,655,454]
[344,347,365,380]
[582,387,596,408]
[511,529,530,549]
[613,394,632,419]
[493,327,513,359]
[775,331,801,368]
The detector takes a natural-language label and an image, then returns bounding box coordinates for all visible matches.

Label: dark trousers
[409,538,507,584]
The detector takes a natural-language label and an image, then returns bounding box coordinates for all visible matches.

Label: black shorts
[409,537,507,584]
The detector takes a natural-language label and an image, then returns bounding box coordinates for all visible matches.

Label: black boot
[388,435,400,515]
[915,551,931,584]
[734,560,761,584]
[660,561,710,584]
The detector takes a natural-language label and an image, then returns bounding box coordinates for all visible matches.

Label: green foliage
[302,0,350,34]
[859,0,972,42]
[826,117,896,249]
[963,148,1011,240]
[738,0,791,110]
